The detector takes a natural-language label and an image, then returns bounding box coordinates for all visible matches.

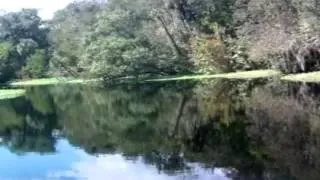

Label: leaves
[22,50,48,78]
[0,9,50,82]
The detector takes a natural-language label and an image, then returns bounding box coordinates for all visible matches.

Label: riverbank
[9,78,102,86]
[0,89,26,100]
[6,70,320,88]
[145,70,282,82]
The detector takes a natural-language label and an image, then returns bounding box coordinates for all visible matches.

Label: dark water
[1,80,320,180]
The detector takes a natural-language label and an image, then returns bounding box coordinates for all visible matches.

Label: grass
[10,70,320,86]
[0,89,26,100]
[10,78,61,86]
[9,78,102,86]
[145,70,282,82]
[281,71,320,82]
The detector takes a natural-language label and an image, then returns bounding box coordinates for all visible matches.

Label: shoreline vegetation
[9,78,102,86]
[6,70,320,88]
[0,89,26,100]
[145,70,282,82]
[1,69,319,101]
[281,72,320,82]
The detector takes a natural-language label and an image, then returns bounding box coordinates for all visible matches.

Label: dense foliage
[0,0,319,82]
[0,9,50,82]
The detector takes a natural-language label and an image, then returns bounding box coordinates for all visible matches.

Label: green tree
[0,9,48,46]
[49,1,104,76]
[0,9,50,82]
[22,49,48,78]
[0,42,15,82]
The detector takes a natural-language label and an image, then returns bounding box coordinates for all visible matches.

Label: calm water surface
[0,80,320,180]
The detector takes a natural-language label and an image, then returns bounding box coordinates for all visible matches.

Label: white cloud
[0,0,74,19]
[0,139,232,180]
[48,154,232,180]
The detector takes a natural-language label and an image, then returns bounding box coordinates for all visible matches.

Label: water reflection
[0,81,319,179]
[0,139,229,180]
[49,143,230,180]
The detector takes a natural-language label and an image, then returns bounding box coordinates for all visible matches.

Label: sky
[0,140,230,180]
[0,0,74,19]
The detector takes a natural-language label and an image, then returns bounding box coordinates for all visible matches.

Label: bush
[274,36,320,73]
[190,36,230,74]
[22,50,48,78]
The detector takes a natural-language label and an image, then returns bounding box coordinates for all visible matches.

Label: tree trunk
[51,59,78,77]
[171,95,187,138]
[156,15,184,57]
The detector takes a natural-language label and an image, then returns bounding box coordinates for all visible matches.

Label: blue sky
[0,0,74,19]
[0,139,229,179]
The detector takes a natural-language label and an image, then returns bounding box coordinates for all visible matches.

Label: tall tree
[0,9,50,81]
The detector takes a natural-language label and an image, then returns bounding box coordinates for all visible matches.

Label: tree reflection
[247,82,320,180]
[0,81,320,179]
[0,88,57,154]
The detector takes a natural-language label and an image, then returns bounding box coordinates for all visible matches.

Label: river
[0,79,319,180]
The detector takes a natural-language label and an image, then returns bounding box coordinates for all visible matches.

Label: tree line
[0,0,319,83]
